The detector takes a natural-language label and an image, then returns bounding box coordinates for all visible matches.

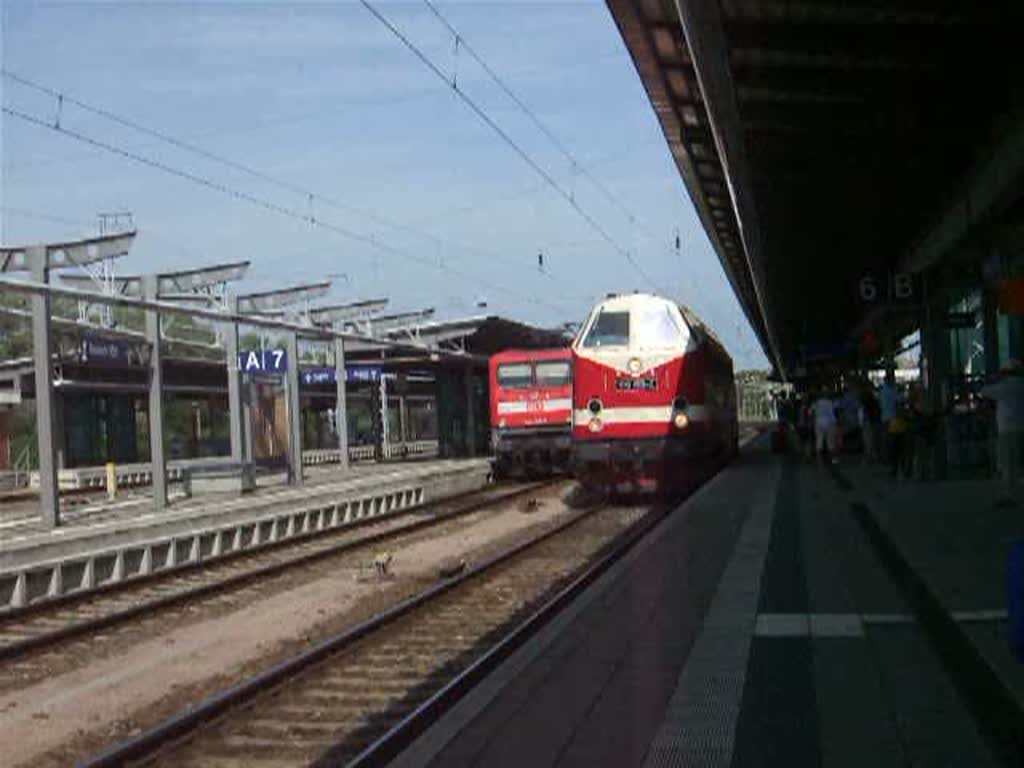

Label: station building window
[65,394,140,467]
[948,291,984,379]
[386,397,403,443]
[346,395,376,447]
[406,396,438,441]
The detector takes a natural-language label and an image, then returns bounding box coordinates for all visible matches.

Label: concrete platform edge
[642,460,779,767]
[389,456,752,768]
[1,461,489,563]
[0,461,490,612]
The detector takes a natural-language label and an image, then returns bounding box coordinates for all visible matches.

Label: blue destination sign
[238,348,288,374]
[349,365,382,384]
[82,336,133,365]
[299,366,382,386]
[301,368,335,386]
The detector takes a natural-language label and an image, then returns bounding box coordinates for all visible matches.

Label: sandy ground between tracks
[0,489,575,768]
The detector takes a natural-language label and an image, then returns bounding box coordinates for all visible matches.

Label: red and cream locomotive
[488,348,572,478]
[570,293,737,491]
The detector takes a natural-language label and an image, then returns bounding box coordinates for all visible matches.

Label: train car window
[582,310,630,347]
[496,363,533,389]
[633,304,685,349]
[535,361,571,387]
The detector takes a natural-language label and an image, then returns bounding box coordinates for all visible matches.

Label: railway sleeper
[184,733,338,755]
[241,718,356,737]
[284,688,411,707]
[296,673,451,700]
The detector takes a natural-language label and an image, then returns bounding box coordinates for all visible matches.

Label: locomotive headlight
[673,412,690,430]
[588,417,603,433]
[498,418,507,428]
[588,398,603,415]
[628,357,642,374]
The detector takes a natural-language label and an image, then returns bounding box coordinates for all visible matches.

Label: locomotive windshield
[633,303,686,349]
[582,310,630,347]
[496,363,533,389]
[535,360,571,387]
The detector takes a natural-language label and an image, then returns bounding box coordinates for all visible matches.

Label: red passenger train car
[488,348,572,478]
[570,293,737,492]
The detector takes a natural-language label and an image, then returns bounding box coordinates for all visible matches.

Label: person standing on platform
[796,394,812,458]
[860,383,881,463]
[980,360,1024,505]
[813,388,838,463]
[839,383,861,451]
[878,372,899,463]
[887,405,913,479]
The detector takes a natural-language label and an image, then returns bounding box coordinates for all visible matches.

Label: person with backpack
[888,402,913,479]
[860,383,882,463]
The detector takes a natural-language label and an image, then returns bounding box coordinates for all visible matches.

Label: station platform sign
[300,366,382,386]
[238,349,287,375]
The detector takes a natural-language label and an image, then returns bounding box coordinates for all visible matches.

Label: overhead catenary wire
[2,68,636,310]
[0,69,564,283]
[421,0,642,228]
[417,2,677,251]
[3,52,627,178]
[1,103,572,315]
[358,0,659,293]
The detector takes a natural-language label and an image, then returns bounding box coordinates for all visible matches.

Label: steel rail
[345,490,679,766]
[0,481,557,663]
[79,496,613,768]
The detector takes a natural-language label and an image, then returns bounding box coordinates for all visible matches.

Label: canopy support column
[143,274,168,509]
[285,331,304,485]
[334,336,350,471]
[30,247,60,527]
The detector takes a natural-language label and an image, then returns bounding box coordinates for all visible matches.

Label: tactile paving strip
[643,469,778,768]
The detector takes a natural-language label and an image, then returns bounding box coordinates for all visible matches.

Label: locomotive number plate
[615,377,657,391]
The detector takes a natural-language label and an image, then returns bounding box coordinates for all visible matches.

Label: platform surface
[0,457,488,552]
[393,439,1009,767]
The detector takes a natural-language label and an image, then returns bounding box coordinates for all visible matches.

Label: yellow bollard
[106,462,118,501]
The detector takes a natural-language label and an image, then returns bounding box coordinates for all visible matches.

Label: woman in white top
[813,391,837,460]
[980,360,1024,502]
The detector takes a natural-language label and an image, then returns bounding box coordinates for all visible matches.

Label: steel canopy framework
[308,298,389,326]
[0,231,136,273]
[605,0,1017,376]
[0,233,491,527]
[237,281,332,315]
[60,260,251,297]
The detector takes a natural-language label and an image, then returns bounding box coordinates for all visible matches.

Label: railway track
[0,480,558,676]
[82,495,664,768]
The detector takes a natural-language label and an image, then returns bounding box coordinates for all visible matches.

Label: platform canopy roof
[364,308,436,335]
[1,232,136,273]
[343,315,570,359]
[237,281,331,314]
[308,298,389,326]
[60,260,250,298]
[384,316,487,347]
[606,0,1019,376]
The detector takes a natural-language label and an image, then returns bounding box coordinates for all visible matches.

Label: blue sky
[1,0,769,368]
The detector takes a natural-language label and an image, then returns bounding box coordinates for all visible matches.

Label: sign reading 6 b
[892,273,915,301]
[859,276,879,302]
[858,272,920,305]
